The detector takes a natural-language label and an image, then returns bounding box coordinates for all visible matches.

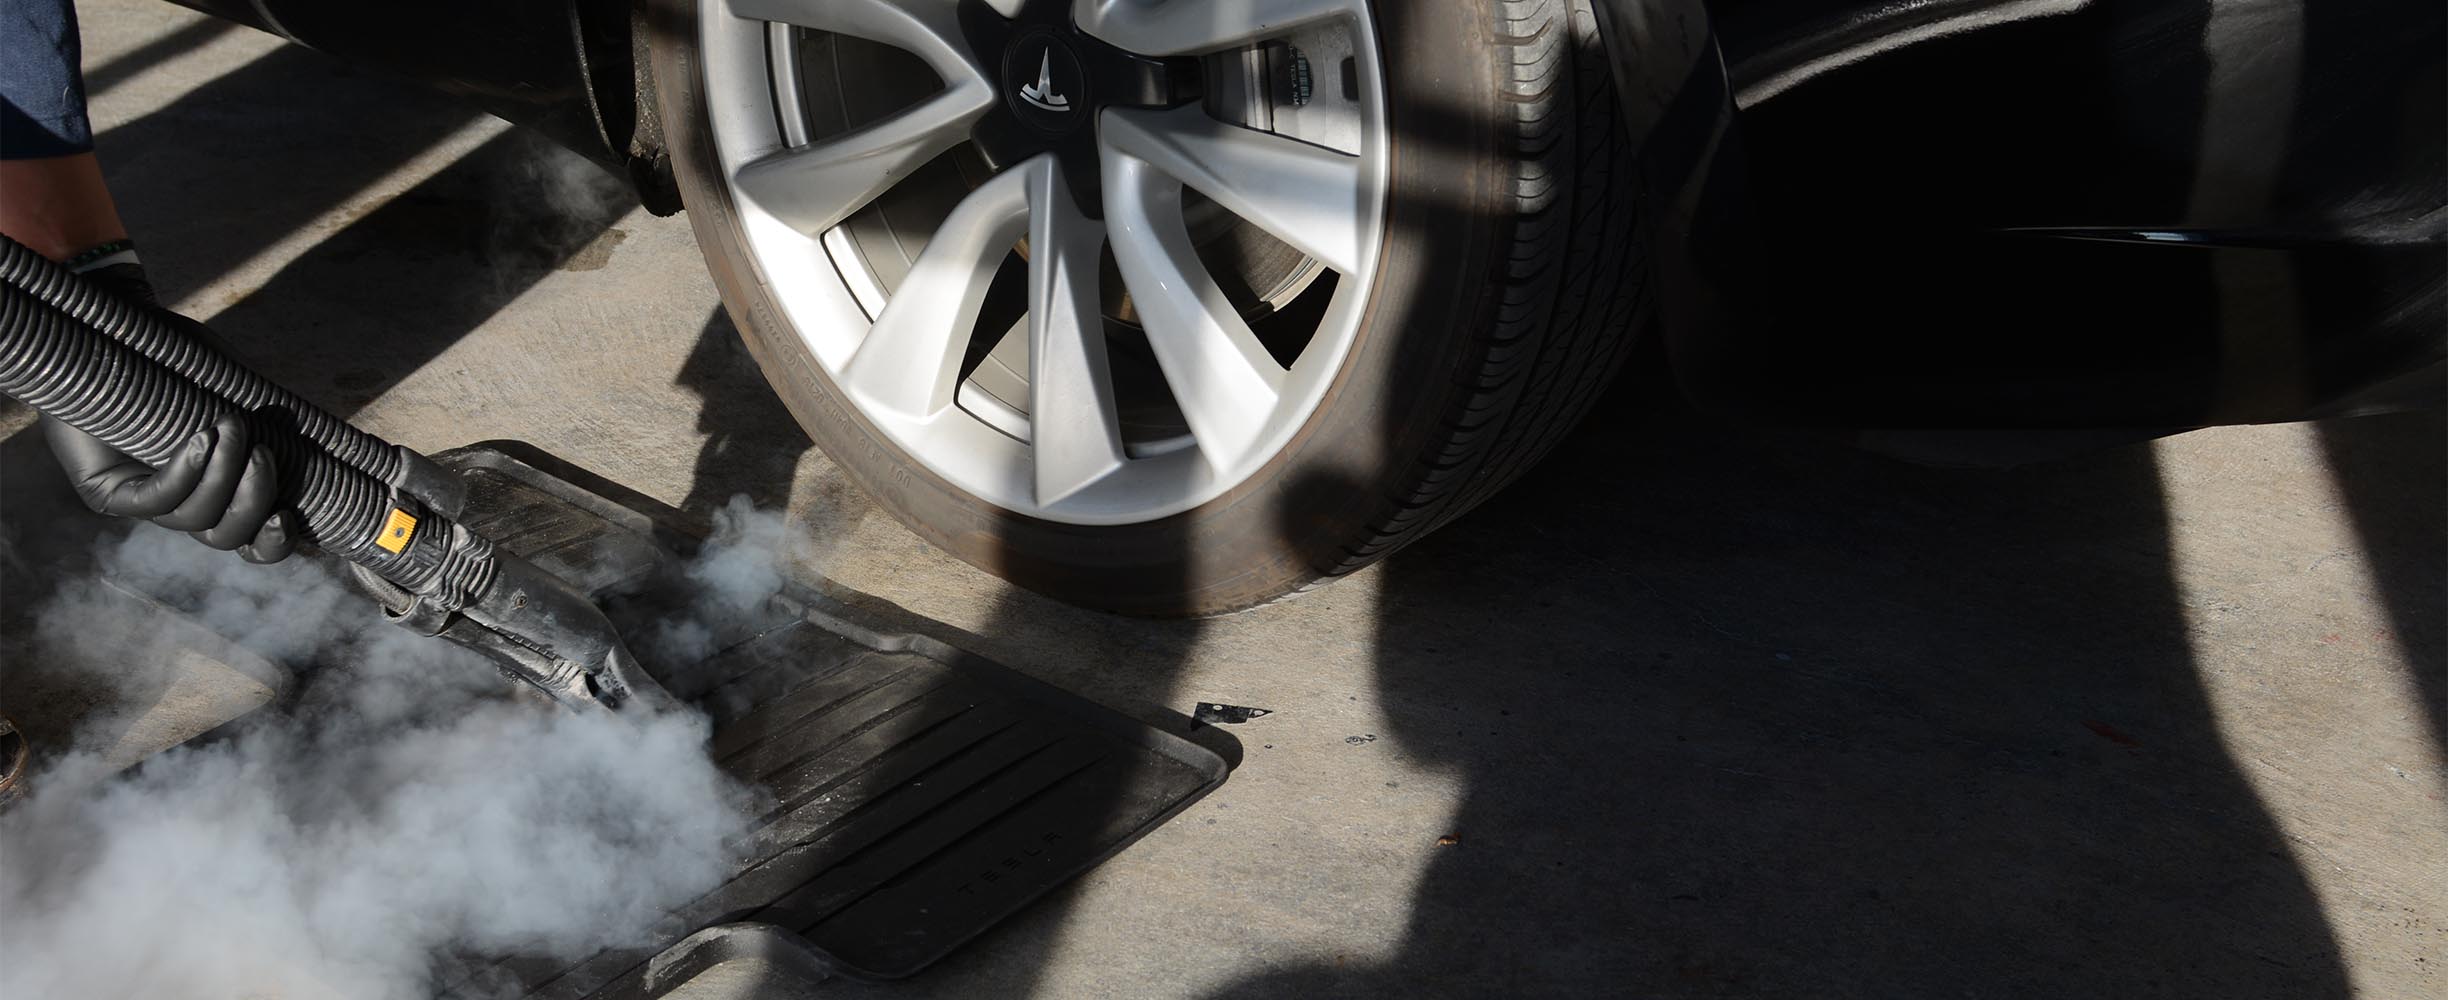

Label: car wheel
[652,0,1700,616]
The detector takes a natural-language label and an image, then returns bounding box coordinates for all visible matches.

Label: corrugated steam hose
[0,233,665,712]
[0,237,466,515]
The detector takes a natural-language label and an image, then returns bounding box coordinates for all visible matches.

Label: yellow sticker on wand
[376,508,418,553]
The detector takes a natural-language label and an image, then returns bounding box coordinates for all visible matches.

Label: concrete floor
[3,3,2442,996]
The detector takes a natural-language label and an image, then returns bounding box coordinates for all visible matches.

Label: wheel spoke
[1024,161,1128,505]
[1073,0,1361,56]
[730,0,983,85]
[840,164,1033,419]
[1102,148,1286,471]
[732,82,993,236]
[1102,106,1367,275]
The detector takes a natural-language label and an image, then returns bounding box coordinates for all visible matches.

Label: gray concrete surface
[3,3,2443,996]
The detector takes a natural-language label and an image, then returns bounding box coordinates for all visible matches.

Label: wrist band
[66,238,140,272]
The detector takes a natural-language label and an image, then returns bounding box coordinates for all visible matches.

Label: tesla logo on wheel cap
[1019,49,1069,112]
[1002,32,1088,134]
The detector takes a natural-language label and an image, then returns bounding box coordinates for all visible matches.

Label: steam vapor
[0,501,790,999]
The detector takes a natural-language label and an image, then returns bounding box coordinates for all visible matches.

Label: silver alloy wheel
[699,0,1387,525]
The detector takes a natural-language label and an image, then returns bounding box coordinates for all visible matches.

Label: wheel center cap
[1002,30,1091,134]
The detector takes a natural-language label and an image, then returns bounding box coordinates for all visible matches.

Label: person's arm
[0,152,126,261]
[2,0,125,256]
[3,0,293,562]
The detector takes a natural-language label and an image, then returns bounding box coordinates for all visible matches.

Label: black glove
[43,413,298,563]
[37,264,296,563]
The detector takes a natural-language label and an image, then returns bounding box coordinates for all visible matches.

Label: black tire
[651,0,1726,616]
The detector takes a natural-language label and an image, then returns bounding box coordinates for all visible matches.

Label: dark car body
[1693,0,2445,441]
[169,0,674,207]
[176,0,2446,443]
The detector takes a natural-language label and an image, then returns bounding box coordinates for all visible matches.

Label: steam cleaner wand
[0,234,677,714]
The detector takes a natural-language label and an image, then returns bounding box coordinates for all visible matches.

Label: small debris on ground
[2082,720,2143,748]
[1193,702,1273,725]
[1345,734,1377,745]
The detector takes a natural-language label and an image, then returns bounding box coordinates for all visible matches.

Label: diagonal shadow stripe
[81,16,237,99]
[93,44,479,305]
[2318,413,2447,762]
[196,127,634,422]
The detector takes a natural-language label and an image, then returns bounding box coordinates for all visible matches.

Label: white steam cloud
[646,495,806,669]
[0,500,795,999]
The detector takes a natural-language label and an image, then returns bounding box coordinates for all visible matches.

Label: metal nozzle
[438,552,683,714]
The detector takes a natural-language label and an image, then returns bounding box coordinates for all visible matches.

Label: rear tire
[652,0,1710,615]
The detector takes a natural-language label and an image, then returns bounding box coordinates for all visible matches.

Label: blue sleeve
[1,0,93,159]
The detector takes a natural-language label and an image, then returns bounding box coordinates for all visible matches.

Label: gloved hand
[43,412,297,563]
[36,261,297,563]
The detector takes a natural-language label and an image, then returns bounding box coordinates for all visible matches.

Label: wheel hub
[959,0,1199,215]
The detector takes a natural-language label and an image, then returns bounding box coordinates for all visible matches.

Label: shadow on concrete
[2319,412,2447,759]
[191,126,632,413]
[1204,378,2359,998]
[90,44,483,307]
[81,15,236,99]
[672,308,812,520]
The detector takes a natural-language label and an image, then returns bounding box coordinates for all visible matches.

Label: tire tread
[1296,0,1649,588]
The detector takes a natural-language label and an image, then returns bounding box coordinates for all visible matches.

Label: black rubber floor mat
[427,443,1226,994]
